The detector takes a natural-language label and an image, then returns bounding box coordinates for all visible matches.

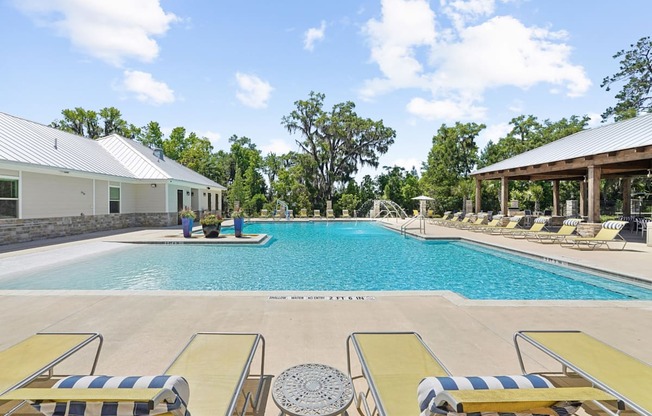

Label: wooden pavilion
[471,113,652,223]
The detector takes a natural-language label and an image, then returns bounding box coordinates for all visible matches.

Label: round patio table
[272,363,354,416]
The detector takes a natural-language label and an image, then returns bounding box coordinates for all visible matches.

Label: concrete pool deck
[0,219,651,415]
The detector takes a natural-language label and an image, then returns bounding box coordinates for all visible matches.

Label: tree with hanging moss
[601,36,652,121]
[281,91,396,206]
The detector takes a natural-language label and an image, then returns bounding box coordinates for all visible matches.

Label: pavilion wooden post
[552,180,559,216]
[622,177,631,216]
[579,180,587,217]
[588,166,601,222]
[475,178,482,214]
[501,176,509,215]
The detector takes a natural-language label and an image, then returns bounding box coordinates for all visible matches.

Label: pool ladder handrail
[401,215,426,235]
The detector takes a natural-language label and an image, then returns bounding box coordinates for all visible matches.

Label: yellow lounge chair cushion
[433,387,615,414]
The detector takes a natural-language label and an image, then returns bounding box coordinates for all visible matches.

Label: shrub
[200,213,223,226]
[179,209,196,220]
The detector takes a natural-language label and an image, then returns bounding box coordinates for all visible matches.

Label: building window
[0,178,18,218]
[109,186,120,214]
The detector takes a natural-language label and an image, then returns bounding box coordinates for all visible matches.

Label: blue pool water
[1,221,651,300]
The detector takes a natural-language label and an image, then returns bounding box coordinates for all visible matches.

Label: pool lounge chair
[514,330,650,416]
[448,217,470,228]
[429,211,452,225]
[560,220,628,250]
[327,209,335,219]
[313,209,321,218]
[502,217,550,238]
[0,332,103,397]
[342,209,351,218]
[2,332,267,416]
[347,332,614,416]
[458,217,486,230]
[299,208,308,218]
[436,212,460,226]
[260,209,269,218]
[485,216,522,234]
[526,218,583,243]
[469,215,503,232]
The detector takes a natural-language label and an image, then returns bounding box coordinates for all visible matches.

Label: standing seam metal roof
[0,112,225,189]
[472,112,652,175]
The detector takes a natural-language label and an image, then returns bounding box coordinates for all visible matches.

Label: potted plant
[200,213,223,238]
[232,209,244,237]
[179,208,196,238]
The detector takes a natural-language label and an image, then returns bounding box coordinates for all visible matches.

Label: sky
[1,0,650,180]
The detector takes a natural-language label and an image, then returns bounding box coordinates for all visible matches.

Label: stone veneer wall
[0,213,177,246]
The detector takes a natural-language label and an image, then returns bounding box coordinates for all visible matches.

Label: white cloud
[391,157,423,172]
[304,21,326,51]
[235,72,274,109]
[406,96,487,121]
[121,70,175,105]
[432,16,590,96]
[477,122,511,149]
[261,139,293,155]
[586,112,602,128]
[199,130,221,148]
[361,0,591,121]
[13,0,178,66]
[441,0,496,31]
[360,0,436,98]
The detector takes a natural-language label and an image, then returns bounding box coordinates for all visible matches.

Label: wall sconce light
[203,192,206,196]
[150,183,157,188]
[648,169,651,178]
[186,191,190,196]
[80,191,86,195]
[583,176,587,183]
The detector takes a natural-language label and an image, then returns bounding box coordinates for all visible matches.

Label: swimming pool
[1,221,651,300]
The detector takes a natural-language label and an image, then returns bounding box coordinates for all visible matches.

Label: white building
[0,112,226,244]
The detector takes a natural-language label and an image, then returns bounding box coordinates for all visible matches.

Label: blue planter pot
[182,217,194,238]
[233,217,244,237]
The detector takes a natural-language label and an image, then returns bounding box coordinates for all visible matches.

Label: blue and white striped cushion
[34,375,190,416]
[562,219,582,226]
[602,220,625,230]
[418,375,553,415]
[534,217,549,224]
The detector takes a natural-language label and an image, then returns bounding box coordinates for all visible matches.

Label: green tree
[163,127,189,161]
[263,153,283,200]
[51,107,89,136]
[51,106,137,139]
[84,110,101,139]
[221,135,267,214]
[338,193,360,213]
[421,122,484,212]
[359,175,378,204]
[140,121,164,149]
[601,36,652,121]
[281,91,396,205]
[99,107,128,136]
[228,167,249,212]
[178,133,216,179]
[478,115,588,168]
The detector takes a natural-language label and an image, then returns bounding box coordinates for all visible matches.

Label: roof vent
[153,148,165,161]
